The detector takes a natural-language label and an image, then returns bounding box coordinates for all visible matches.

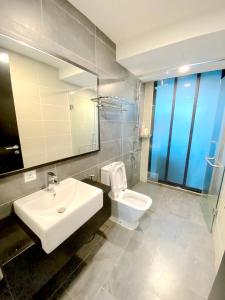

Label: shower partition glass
[148,78,175,181]
[201,74,225,231]
[148,69,225,193]
[201,160,224,231]
[167,74,197,185]
[186,71,222,190]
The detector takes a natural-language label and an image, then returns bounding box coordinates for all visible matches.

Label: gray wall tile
[0,0,42,32]
[52,0,95,34]
[122,122,139,138]
[123,152,140,187]
[96,38,127,79]
[99,79,136,101]
[0,0,141,219]
[97,140,122,163]
[100,121,122,142]
[42,0,95,64]
[100,108,123,122]
[123,136,140,155]
[73,166,99,182]
[0,1,42,44]
[56,153,98,181]
[123,104,138,122]
[96,27,116,52]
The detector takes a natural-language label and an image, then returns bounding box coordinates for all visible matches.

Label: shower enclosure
[201,74,225,230]
[148,70,225,230]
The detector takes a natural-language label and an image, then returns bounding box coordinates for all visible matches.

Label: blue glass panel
[186,71,222,190]
[210,76,225,156]
[167,74,197,184]
[149,78,175,181]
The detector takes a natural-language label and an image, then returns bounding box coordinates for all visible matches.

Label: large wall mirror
[0,35,99,175]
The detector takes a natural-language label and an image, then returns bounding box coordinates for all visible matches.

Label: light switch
[24,170,37,182]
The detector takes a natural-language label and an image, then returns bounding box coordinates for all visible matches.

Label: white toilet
[101,161,152,230]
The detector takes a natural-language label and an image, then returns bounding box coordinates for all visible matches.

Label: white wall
[117,9,225,82]
[117,10,225,60]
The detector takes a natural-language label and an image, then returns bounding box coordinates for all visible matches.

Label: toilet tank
[101,163,114,186]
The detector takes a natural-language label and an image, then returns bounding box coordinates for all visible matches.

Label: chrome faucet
[47,172,58,194]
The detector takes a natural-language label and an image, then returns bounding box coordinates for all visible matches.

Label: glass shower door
[201,158,224,231]
[149,70,224,192]
[201,75,225,231]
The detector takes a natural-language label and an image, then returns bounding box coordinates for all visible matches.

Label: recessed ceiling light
[0,53,9,63]
[69,91,74,95]
[178,65,190,74]
[184,83,191,88]
[166,71,169,75]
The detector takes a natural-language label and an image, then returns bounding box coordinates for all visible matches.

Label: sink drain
[57,207,66,213]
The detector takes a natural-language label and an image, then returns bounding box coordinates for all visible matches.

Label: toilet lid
[110,162,127,197]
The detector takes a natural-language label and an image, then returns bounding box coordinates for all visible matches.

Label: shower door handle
[206,157,224,168]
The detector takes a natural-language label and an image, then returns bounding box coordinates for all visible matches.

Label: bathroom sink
[14,178,103,253]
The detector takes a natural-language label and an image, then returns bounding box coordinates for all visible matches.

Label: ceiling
[120,30,225,81]
[69,0,225,81]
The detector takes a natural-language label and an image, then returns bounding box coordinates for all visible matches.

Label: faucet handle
[47,172,58,183]
[89,174,95,181]
[47,171,56,177]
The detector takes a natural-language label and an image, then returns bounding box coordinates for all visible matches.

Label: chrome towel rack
[90,96,135,112]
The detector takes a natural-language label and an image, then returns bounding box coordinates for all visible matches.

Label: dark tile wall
[0,0,141,219]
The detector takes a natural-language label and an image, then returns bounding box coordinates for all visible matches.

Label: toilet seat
[110,161,127,198]
[117,189,152,211]
[109,162,152,211]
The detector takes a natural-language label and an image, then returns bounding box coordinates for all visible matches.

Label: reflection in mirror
[0,35,99,171]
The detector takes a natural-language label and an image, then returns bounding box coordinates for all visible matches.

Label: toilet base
[110,216,139,230]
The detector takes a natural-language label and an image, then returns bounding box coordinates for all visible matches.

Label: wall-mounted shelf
[140,134,151,139]
[90,96,135,112]
[139,125,151,139]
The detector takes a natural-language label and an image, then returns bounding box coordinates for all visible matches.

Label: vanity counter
[0,214,38,267]
[0,179,111,300]
[0,179,110,268]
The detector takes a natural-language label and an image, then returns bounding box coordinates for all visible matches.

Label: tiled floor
[52,182,215,300]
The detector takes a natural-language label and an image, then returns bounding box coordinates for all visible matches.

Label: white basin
[14,178,103,253]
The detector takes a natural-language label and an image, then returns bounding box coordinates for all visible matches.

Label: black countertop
[0,214,38,267]
[0,179,111,300]
[82,178,111,193]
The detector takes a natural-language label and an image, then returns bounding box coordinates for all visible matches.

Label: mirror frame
[0,33,100,177]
